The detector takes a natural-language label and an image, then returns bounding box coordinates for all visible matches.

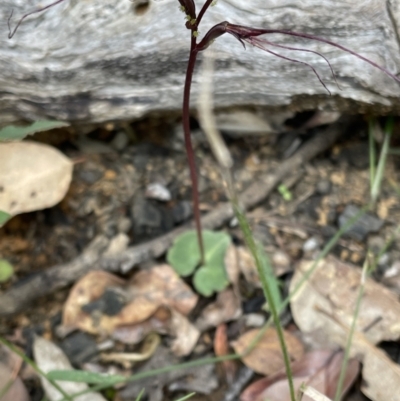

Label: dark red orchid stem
[197,0,214,27]
[183,36,205,264]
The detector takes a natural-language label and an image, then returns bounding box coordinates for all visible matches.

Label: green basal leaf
[0,260,14,283]
[168,230,231,296]
[167,230,202,276]
[0,211,10,227]
[193,263,229,297]
[0,120,69,141]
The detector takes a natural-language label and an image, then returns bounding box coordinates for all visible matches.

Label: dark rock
[60,332,98,366]
[131,195,174,239]
[172,201,192,224]
[341,143,370,169]
[242,294,266,314]
[338,204,384,241]
[77,169,103,184]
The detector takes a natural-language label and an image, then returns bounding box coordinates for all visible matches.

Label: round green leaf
[167,231,201,276]
[167,230,231,278]
[0,259,14,283]
[193,263,229,297]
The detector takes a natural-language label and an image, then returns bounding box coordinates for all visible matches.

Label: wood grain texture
[1,0,400,126]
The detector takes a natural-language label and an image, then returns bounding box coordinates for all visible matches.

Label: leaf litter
[2,112,399,401]
[290,255,400,400]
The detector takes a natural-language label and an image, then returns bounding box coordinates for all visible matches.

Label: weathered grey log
[1,0,400,126]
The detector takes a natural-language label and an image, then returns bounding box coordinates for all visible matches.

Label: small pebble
[378,253,390,267]
[111,131,129,151]
[316,179,331,195]
[104,233,130,256]
[145,182,171,202]
[303,237,320,252]
[117,217,132,233]
[172,201,192,224]
[244,313,266,328]
[338,204,384,241]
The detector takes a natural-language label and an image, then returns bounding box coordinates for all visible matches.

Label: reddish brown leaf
[232,328,304,376]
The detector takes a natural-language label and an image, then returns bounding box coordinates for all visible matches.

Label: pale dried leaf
[112,306,171,344]
[0,362,30,401]
[232,328,304,376]
[300,385,333,401]
[168,309,200,357]
[33,336,106,401]
[128,264,198,316]
[290,256,400,401]
[241,350,359,401]
[195,289,242,331]
[349,330,400,401]
[62,271,125,333]
[290,256,400,347]
[0,142,72,215]
[62,266,198,336]
[224,245,241,286]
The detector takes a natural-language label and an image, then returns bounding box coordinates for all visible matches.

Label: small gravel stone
[338,204,384,241]
[316,179,332,195]
[111,131,129,151]
[104,233,130,256]
[145,182,171,202]
[117,217,132,233]
[303,237,320,252]
[243,313,266,327]
[172,200,192,223]
[60,332,98,365]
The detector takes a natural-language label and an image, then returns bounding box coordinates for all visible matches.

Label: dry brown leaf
[214,324,238,384]
[290,256,400,401]
[232,246,261,288]
[112,306,172,344]
[300,386,333,401]
[290,256,400,347]
[231,327,304,376]
[326,324,400,401]
[62,265,198,335]
[0,362,30,401]
[196,289,242,331]
[0,142,72,216]
[224,245,241,286]
[241,350,359,401]
[128,264,198,316]
[62,271,125,333]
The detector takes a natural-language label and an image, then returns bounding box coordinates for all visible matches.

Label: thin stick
[8,0,67,39]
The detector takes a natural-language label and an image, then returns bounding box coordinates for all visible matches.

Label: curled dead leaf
[241,349,359,401]
[196,289,242,331]
[231,327,304,376]
[290,256,400,347]
[63,265,198,343]
[0,142,72,216]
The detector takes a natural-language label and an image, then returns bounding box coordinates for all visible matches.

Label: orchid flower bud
[178,0,196,23]
[196,21,228,51]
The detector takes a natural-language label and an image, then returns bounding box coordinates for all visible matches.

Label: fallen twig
[0,118,347,316]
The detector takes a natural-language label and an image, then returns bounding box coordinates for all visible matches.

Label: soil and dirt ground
[1,111,400,401]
